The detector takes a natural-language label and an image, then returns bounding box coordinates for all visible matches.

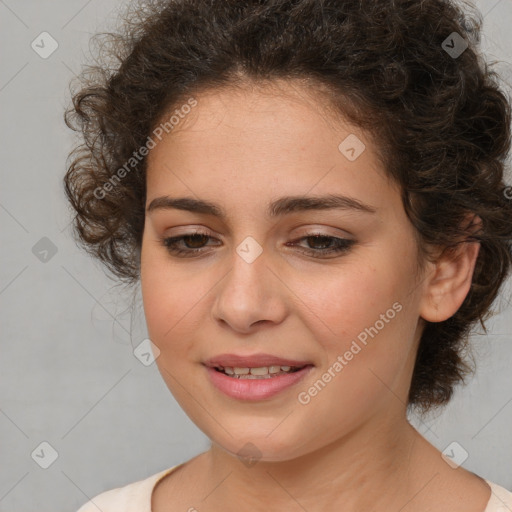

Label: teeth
[247,367,268,376]
[217,365,304,378]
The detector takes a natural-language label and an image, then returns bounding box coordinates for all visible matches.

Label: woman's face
[141,80,431,462]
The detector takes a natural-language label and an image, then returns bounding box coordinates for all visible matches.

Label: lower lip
[205,365,314,401]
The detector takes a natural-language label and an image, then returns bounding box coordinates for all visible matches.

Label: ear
[419,214,482,323]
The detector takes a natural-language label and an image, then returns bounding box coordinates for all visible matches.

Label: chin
[212,429,308,464]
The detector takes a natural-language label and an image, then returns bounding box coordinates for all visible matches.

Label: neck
[200,410,431,511]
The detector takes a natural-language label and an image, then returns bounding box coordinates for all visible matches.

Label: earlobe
[419,215,482,323]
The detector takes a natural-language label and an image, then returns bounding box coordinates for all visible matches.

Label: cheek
[293,259,396,350]
[140,244,200,353]
[141,274,204,349]
[140,261,208,404]
[292,255,417,397]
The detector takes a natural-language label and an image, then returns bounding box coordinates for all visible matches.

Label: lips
[203,353,313,369]
[205,364,314,400]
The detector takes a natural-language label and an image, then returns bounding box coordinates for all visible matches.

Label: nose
[210,240,288,334]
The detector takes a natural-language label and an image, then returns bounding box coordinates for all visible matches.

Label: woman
[64,0,512,510]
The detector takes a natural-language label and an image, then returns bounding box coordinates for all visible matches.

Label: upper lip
[203,353,313,368]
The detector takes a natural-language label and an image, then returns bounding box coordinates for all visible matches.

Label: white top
[76,464,512,512]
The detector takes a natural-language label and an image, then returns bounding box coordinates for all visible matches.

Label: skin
[140,79,490,512]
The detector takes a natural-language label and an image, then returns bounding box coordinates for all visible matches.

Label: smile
[214,365,304,379]
[205,364,314,400]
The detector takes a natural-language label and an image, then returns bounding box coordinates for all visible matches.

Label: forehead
[147,78,374,167]
[145,80,397,215]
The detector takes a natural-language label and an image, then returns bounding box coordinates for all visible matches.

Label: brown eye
[160,231,219,257]
[288,234,355,258]
[160,231,356,259]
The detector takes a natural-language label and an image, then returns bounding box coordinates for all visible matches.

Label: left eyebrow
[146,193,378,219]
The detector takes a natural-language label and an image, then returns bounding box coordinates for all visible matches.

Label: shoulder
[484,479,512,512]
[75,466,179,512]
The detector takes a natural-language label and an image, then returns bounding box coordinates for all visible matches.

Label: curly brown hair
[63,0,512,415]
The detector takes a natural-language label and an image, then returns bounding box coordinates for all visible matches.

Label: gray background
[0,0,511,511]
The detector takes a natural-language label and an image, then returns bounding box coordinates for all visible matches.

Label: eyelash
[159,231,355,258]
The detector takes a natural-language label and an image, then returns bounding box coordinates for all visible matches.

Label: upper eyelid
[162,224,354,239]
[162,232,355,253]
[163,231,354,248]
